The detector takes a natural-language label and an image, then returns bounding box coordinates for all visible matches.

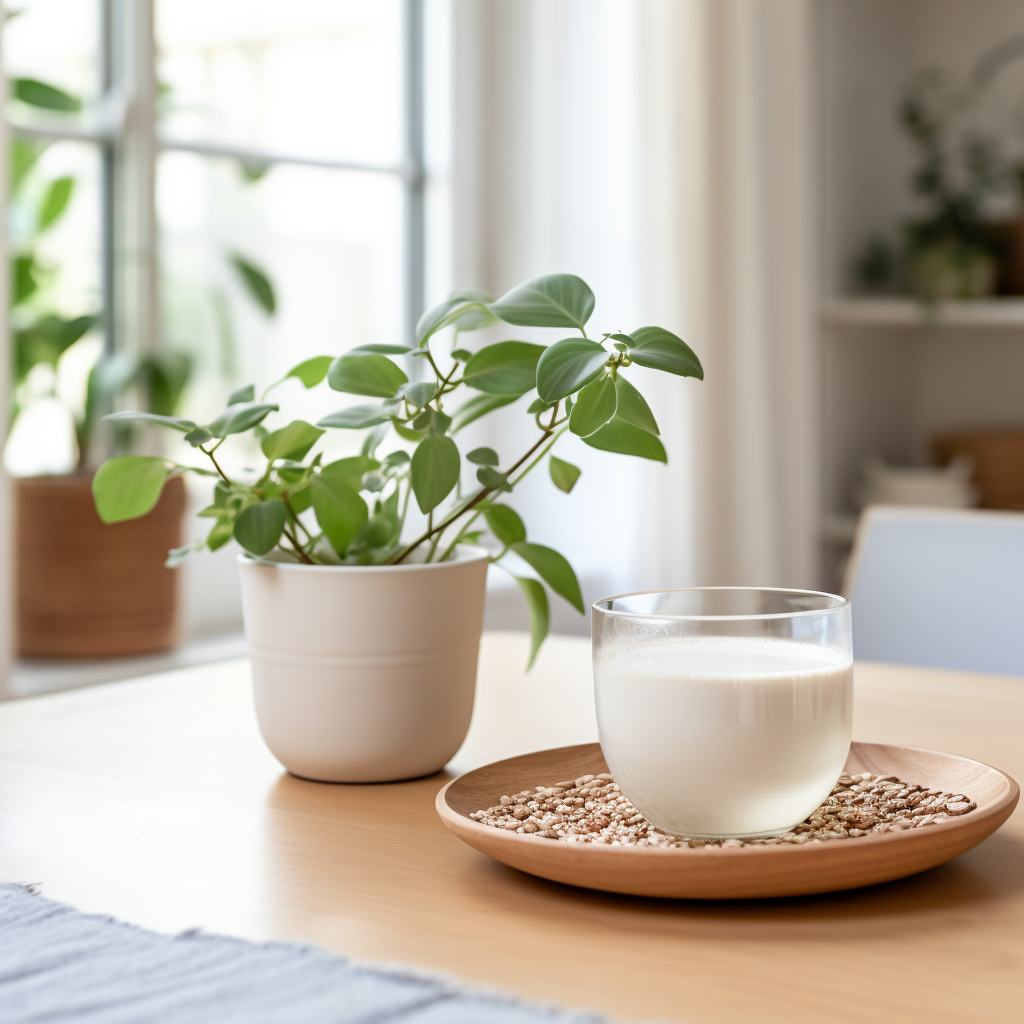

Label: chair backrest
[844,506,1024,676]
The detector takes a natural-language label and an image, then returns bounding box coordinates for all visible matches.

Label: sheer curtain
[449,0,818,630]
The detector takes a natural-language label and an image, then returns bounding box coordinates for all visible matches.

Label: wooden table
[1,632,1020,1023]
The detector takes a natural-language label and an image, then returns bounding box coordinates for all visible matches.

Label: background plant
[855,36,1024,299]
[8,75,278,469]
[92,274,703,665]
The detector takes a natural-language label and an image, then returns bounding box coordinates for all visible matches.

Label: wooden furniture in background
[0,632,1020,1024]
[933,430,1024,511]
[15,473,185,658]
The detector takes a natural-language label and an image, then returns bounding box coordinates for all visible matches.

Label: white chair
[844,506,1024,676]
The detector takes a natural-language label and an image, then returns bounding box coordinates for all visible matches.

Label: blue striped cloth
[0,884,617,1023]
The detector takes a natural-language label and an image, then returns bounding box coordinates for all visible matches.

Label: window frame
[8,0,427,362]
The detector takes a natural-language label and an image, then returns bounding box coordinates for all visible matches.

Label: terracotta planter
[238,545,489,783]
[15,473,186,658]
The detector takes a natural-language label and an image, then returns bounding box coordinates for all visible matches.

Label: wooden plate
[436,741,1018,899]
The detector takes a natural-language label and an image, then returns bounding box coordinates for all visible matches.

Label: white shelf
[822,297,1024,329]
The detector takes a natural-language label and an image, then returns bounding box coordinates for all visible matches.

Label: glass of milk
[593,588,852,839]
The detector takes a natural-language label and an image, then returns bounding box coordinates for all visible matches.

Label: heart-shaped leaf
[401,380,437,410]
[476,466,512,493]
[467,447,500,466]
[92,456,168,524]
[549,455,581,493]
[348,343,413,356]
[510,542,584,613]
[233,499,287,556]
[317,404,394,429]
[261,420,325,461]
[462,341,545,395]
[568,375,616,436]
[514,576,549,670]
[490,274,595,331]
[484,504,526,545]
[411,433,461,513]
[265,356,333,395]
[327,354,408,397]
[103,411,196,431]
[626,326,703,379]
[205,401,279,438]
[183,426,213,447]
[416,292,491,346]
[612,375,659,434]
[535,339,608,403]
[582,418,667,462]
[227,383,255,405]
[311,475,369,556]
[320,456,381,491]
[451,393,521,432]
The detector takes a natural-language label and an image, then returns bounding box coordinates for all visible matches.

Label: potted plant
[92,274,703,781]
[7,79,194,658]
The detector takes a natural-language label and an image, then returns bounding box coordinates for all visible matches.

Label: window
[5,0,426,474]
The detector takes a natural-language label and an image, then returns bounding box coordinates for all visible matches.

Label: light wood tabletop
[0,631,1020,1023]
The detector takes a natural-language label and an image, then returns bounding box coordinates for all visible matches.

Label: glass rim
[592,586,849,622]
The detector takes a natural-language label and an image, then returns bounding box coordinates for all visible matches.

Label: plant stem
[438,508,483,564]
[509,425,568,486]
[199,444,232,485]
[389,424,559,565]
[282,523,315,564]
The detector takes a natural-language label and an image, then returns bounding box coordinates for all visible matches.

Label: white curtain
[0,7,11,696]
[449,0,819,619]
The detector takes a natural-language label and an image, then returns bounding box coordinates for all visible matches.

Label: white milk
[594,637,853,837]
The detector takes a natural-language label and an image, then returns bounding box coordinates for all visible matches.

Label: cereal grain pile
[470,772,977,847]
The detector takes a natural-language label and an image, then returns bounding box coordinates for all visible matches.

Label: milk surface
[594,636,853,837]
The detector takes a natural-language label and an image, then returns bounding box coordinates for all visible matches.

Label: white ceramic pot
[238,545,489,783]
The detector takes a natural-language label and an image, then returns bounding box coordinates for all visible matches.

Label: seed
[469,772,975,849]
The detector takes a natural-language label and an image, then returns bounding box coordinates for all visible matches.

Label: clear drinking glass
[592,588,853,839]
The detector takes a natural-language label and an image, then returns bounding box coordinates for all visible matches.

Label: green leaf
[451,348,473,361]
[612,375,659,434]
[484,504,526,545]
[626,326,703,379]
[535,338,608,403]
[527,398,553,414]
[13,255,38,305]
[412,407,452,435]
[227,383,255,405]
[266,356,333,394]
[582,419,667,462]
[38,176,73,230]
[510,542,584,613]
[261,420,324,461]
[206,518,234,551]
[476,466,512,493]
[233,499,287,556]
[92,456,168,524]
[451,392,521,432]
[381,450,410,471]
[328,354,408,398]
[103,411,196,431]
[311,475,369,556]
[490,274,595,331]
[515,576,549,670]
[206,401,279,437]
[389,421,422,442]
[349,343,413,356]
[230,253,276,315]
[401,380,437,410]
[317,404,393,429]
[321,456,381,491]
[411,433,461,513]
[568,375,616,436]
[467,447,499,466]
[416,290,493,346]
[462,341,545,395]
[451,304,498,332]
[184,426,213,447]
[549,456,581,493]
[13,77,81,111]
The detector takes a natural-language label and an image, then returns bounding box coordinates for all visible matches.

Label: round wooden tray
[436,741,1019,899]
